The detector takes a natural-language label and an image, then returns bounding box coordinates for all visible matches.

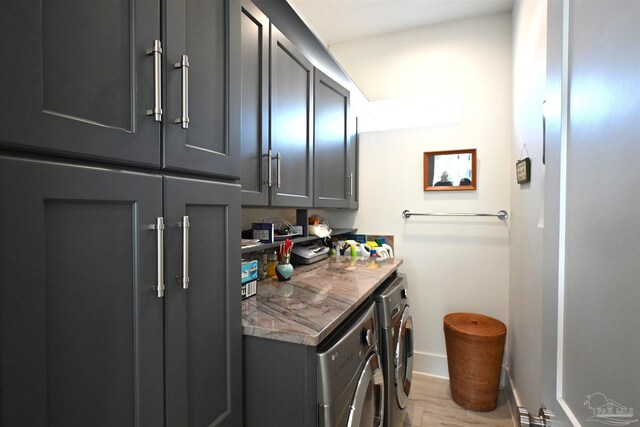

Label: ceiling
[289,0,514,46]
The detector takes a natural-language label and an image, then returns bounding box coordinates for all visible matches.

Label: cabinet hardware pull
[174,55,190,129]
[180,216,190,289]
[146,40,163,122]
[155,217,165,297]
[347,173,353,196]
[267,150,273,187]
[276,153,282,188]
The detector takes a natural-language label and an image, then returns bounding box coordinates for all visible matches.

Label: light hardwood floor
[399,373,516,426]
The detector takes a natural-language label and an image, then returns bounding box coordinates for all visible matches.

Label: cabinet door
[270,26,314,207]
[164,177,242,427]
[347,116,359,209]
[0,157,164,427]
[0,0,160,167]
[164,0,241,178]
[313,69,350,208]
[240,0,270,206]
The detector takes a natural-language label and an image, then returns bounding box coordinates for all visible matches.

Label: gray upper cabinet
[347,116,359,209]
[270,25,314,207]
[239,1,358,209]
[0,0,160,167]
[0,0,240,178]
[313,69,350,208]
[240,0,270,205]
[164,0,241,178]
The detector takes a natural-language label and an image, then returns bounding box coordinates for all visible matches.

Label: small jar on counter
[248,251,268,281]
[266,250,279,278]
[258,251,268,280]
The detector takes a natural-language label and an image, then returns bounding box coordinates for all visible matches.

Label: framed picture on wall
[423,149,477,191]
[516,158,531,184]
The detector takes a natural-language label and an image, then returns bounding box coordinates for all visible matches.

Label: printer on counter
[291,241,329,265]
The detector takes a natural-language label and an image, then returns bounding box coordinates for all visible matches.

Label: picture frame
[516,157,531,184]
[423,148,477,191]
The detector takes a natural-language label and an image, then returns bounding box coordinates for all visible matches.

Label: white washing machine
[375,273,414,427]
[317,302,385,427]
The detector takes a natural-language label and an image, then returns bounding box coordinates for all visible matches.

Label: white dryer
[375,273,414,427]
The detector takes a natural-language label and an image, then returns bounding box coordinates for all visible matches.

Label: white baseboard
[412,350,509,388]
[504,368,521,426]
[412,351,449,378]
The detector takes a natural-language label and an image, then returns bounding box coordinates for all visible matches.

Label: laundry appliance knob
[361,328,373,346]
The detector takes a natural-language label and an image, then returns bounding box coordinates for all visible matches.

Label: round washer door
[347,352,385,427]
[395,306,414,409]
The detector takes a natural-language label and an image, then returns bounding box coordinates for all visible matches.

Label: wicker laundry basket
[443,313,506,412]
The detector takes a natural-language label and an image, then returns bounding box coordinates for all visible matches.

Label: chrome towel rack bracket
[401,209,509,220]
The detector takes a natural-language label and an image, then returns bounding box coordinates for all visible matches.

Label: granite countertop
[242,257,403,346]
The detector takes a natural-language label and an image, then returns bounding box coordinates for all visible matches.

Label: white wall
[509,0,546,409]
[329,13,513,377]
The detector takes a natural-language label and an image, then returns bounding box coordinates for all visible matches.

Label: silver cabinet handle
[276,153,282,188]
[155,217,165,297]
[267,150,273,187]
[146,40,163,122]
[347,173,353,196]
[180,216,190,289]
[174,55,190,129]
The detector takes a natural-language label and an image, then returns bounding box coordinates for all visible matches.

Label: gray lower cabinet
[0,157,164,426]
[244,337,317,427]
[0,0,240,179]
[313,69,350,208]
[0,157,241,427]
[163,176,242,427]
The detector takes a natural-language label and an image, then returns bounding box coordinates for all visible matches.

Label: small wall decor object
[516,143,531,184]
[516,158,531,184]
[423,148,477,191]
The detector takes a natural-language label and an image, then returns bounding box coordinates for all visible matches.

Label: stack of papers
[241,239,262,249]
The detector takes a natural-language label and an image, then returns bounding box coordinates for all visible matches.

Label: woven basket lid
[444,313,506,337]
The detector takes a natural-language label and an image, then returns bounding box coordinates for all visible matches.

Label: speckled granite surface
[241,257,403,346]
